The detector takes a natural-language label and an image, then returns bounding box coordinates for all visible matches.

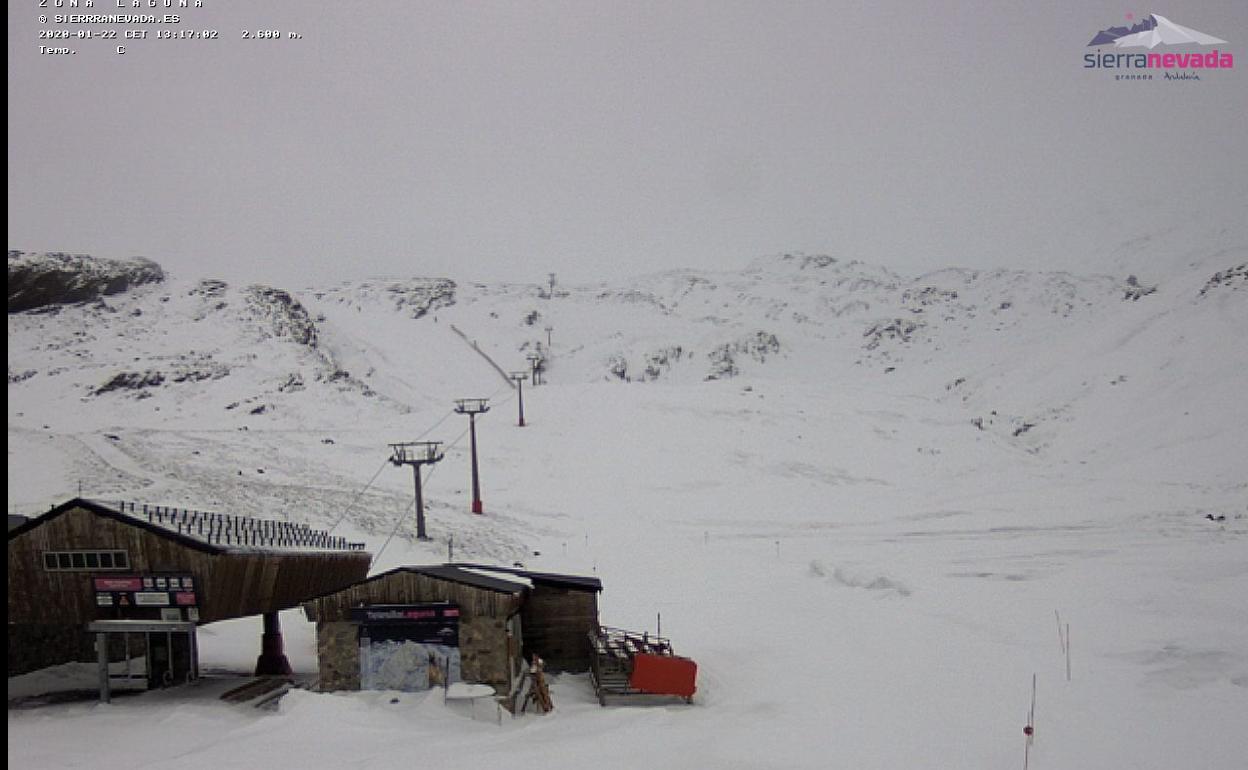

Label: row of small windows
[42,550,130,571]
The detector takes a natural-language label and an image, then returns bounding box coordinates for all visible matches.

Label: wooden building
[7,498,371,677]
[302,564,601,696]
[453,563,603,674]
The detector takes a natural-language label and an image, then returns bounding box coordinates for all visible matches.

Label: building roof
[8,499,372,625]
[6,498,366,555]
[8,498,223,554]
[303,562,598,605]
[451,563,603,592]
[405,565,532,593]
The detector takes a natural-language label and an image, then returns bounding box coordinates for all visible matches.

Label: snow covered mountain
[1088,13,1228,49]
[9,245,1245,496]
[1111,14,1228,49]
[7,243,1248,768]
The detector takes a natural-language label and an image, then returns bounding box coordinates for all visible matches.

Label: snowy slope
[7,244,1248,769]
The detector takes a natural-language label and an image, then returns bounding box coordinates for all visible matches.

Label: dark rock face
[706,331,781,380]
[245,285,319,346]
[1123,275,1157,302]
[386,278,456,318]
[91,370,166,395]
[863,318,923,350]
[7,251,165,312]
[1199,264,1247,297]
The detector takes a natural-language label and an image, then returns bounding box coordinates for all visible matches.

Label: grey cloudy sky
[7,1,1247,286]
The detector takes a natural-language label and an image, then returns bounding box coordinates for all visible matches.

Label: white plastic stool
[443,682,500,723]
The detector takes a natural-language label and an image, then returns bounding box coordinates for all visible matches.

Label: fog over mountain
[8,1,1248,767]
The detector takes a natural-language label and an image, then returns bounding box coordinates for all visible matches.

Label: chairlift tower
[526,352,544,386]
[454,398,490,514]
[509,371,529,427]
[389,441,444,540]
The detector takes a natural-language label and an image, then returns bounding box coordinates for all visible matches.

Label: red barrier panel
[629,653,697,698]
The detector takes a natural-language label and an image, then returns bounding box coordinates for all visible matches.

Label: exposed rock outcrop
[8,251,165,312]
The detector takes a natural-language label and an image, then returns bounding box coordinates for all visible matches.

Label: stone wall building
[301,564,601,695]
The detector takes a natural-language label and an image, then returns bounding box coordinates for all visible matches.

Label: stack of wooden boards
[220,676,296,710]
[512,655,554,714]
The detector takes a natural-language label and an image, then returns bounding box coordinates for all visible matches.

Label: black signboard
[352,603,460,646]
[93,574,198,618]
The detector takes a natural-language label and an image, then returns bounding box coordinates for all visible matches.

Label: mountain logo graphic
[1088,13,1227,48]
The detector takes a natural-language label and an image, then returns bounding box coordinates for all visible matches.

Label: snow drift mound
[7,250,165,312]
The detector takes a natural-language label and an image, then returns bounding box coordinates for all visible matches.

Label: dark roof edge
[300,564,531,607]
[6,498,225,555]
[451,562,603,591]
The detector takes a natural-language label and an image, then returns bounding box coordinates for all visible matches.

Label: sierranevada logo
[1084,13,1233,81]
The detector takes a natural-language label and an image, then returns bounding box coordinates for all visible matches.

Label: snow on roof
[91,499,367,554]
[450,562,603,591]
[456,566,534,590]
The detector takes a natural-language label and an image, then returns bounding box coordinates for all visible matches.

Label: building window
[41,550,130,572]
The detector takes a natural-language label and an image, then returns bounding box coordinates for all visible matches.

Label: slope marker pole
[1023,673,1036,770]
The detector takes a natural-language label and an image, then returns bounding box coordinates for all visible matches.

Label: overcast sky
[8,1,1247,286]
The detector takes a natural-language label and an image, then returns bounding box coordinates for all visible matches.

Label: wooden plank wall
[520,584,600,672]
[7,505,370,625]
[303,571,524,622]
[197,551,370,622]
